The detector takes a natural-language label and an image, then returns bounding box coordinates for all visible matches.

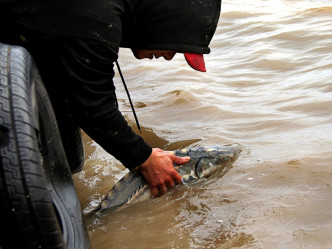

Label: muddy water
[73,0,332,248]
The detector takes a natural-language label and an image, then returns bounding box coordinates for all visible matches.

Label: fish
[94,144,241,212]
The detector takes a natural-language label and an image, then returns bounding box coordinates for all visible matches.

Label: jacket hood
[121,0,222,54]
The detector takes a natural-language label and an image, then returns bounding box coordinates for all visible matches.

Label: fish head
[195,145,241,178]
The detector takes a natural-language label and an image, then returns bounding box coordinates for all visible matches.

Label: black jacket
[0,0,221,170]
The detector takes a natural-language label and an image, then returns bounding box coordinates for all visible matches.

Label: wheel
[0,43,91,249]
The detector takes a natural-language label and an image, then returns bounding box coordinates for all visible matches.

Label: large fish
[94,144,241,212]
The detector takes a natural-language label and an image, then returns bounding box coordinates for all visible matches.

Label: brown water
[73,0,332,248]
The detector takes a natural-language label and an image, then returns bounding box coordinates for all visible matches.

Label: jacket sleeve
[54,38,152,170]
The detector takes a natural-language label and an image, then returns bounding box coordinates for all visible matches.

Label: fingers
[172,155,190,165]
[149,183,168,197]
[149,172,180,197]
[165,176,177,189]
[150,187,159,197]
[140,148,189,197]
[173,170,183,184]
[158,184,168,196]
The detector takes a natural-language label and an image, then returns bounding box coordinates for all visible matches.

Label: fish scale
[94,144,241,212]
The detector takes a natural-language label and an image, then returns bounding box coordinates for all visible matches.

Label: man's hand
[138,148,190,197]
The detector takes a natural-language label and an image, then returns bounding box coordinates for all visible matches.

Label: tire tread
[0,44,64,249]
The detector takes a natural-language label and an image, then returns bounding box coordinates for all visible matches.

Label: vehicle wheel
[0,43,91,249]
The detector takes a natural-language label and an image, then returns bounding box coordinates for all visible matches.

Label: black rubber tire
[0,43,91,249]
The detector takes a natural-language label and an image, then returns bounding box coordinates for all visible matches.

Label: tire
[0,43,91,249]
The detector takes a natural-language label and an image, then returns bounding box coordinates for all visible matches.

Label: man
[0,0,221,197]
